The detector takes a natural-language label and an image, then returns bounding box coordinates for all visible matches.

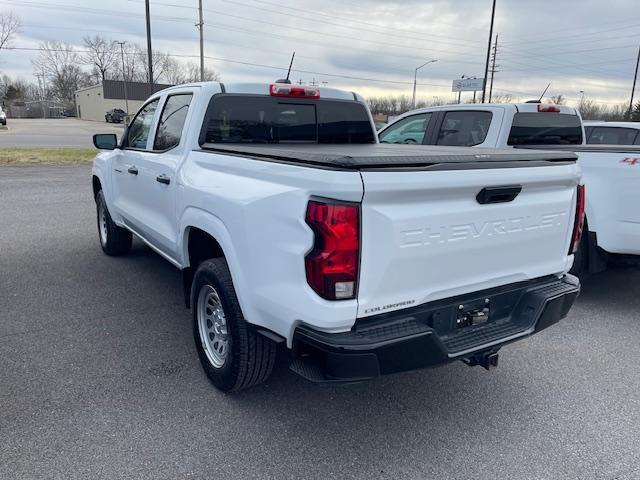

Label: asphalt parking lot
[2,165,640,480]
[0,118,122,148]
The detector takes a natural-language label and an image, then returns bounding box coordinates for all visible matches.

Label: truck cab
[379,103,584,148]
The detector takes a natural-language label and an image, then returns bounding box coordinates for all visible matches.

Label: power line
[128,0,483,51]
[3,45,454,88]
[183,3,483,56]
[227,0,488,35]
[218,0,484,50]
[15,19,483,74]
[11,0,485,66]
[505,21,640,46]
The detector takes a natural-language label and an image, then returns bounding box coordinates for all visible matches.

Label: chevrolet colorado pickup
[380,102,638,274]
[92,83,582,392]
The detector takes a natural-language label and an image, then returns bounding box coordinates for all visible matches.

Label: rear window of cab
[201,95,375,144]
[508,112,582,145]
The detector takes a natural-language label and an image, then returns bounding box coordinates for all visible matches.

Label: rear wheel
[96,190,132,256]
[192,258,277,392]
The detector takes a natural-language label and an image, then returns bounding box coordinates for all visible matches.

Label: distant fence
[6,102,68,119]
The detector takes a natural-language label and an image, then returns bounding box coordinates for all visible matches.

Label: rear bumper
[291,275,580,383]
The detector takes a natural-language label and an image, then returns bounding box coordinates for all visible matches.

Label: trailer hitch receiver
[462,350,499,370]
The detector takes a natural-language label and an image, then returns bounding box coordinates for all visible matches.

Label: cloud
[0,0,637,105]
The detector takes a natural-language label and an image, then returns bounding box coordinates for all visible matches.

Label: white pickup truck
[92,83,581,391]
[380,103,640,274]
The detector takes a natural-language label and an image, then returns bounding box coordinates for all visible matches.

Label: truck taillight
[537,104,561,113]
[305,200,360,300]
[570,185,585,254]
[270,83,320,99]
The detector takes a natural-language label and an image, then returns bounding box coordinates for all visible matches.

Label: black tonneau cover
[200,143,577,170]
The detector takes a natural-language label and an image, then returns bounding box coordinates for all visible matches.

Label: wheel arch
[179,208,248,314]
[92,175,102,199]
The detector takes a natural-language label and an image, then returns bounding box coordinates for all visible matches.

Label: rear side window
[202,95,374,144]
[586,126,639,145]
[436,111,492,146]
[508,112,582,145]
[379,113,431,144]
[154,94,193,150]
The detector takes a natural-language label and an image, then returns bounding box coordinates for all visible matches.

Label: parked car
[91,83,582,392]
[583,121,640,145]
[380,103,639,275]
[0,107,6,126]
[105,108,126,123]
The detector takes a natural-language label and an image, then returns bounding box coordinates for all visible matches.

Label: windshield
[508,112,583,145]
[201,95,375,144]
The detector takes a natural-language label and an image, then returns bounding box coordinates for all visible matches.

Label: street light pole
[481,0,497,103]
[116,41,130,114]
[412,59,437,109]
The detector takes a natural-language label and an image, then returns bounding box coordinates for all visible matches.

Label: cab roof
[157,81,363,102]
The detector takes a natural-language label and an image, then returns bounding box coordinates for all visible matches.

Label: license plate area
[456,298,491,329]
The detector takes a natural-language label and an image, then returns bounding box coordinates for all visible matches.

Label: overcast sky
[1,0,638,106]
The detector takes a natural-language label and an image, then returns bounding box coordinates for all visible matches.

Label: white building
[75,80,172,122]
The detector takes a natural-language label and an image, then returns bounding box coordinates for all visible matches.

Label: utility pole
[197,0,204,81]
[488,34,499,103]
[481,0,497,103]
[116,41,130,114]
[627,45,640,120]
[145,0,153,92]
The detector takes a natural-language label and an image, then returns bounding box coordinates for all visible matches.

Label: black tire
[192,258,277,392]
[403,138,417,144]
[96,190,132,256]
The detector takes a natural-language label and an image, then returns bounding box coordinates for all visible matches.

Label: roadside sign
[452,78,485,92]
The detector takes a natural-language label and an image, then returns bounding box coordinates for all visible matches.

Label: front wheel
[192,258,277,392]
[96,190,132,256]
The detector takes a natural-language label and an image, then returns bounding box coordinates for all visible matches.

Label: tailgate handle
[476,185,522,204]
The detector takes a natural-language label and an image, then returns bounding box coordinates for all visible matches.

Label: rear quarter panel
[178,151,364,344]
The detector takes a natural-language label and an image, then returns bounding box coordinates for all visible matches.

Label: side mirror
[93,133,118,150]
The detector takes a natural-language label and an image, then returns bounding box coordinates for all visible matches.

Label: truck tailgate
[357,163,581,318]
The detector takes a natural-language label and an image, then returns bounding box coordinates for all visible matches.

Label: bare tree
[548,94,565,105]
[31,41,91,109]
[112,42,142,83]
[82,35,118,82]
[0,11,20,52]
[155,57,220,85]
[162,56,185,85]
[182,62,220,83]
[135,45,169,84]
[367,94,451,116]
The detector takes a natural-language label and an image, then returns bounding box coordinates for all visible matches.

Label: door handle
[156,174,171,185]
[476,185,522,204]
[127,166,139,175]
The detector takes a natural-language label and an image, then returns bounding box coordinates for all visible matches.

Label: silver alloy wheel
[197,285,229,369]
[98,201,108,247]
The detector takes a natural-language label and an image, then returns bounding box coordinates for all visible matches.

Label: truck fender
[178,207,250,318]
